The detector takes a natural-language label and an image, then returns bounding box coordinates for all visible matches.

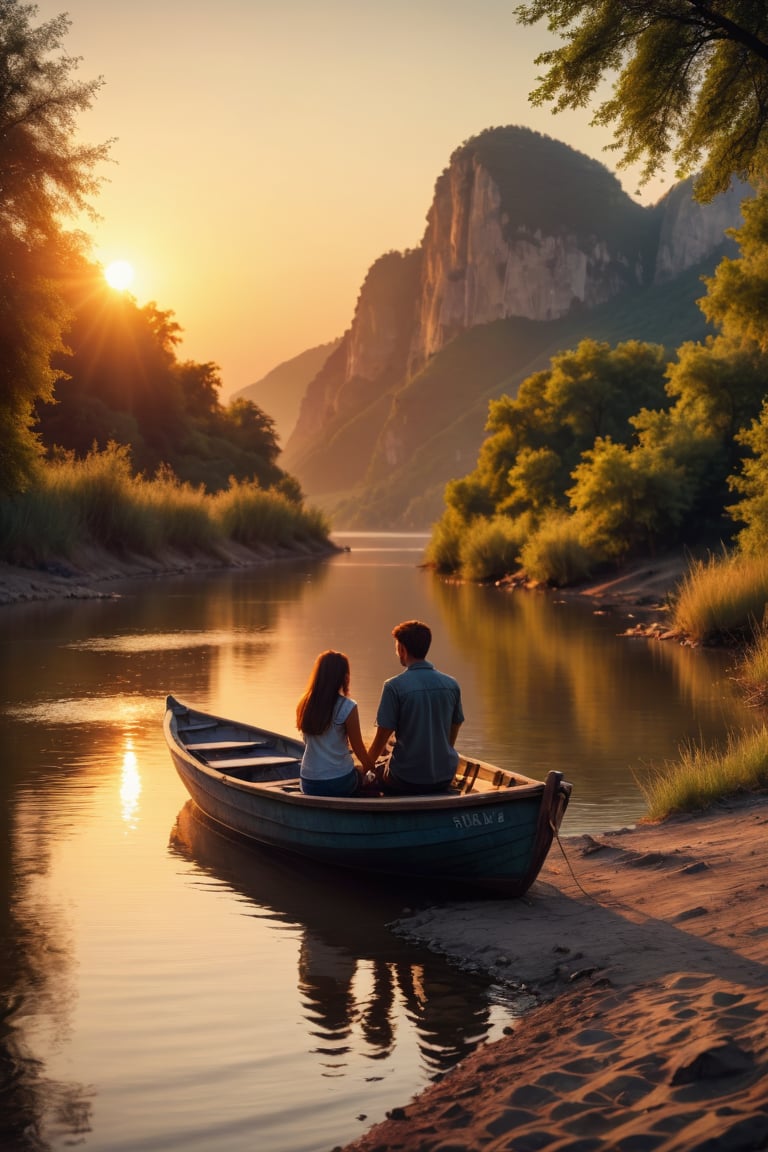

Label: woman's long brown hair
[296,650,350,736]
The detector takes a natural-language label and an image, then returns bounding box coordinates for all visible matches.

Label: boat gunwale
[165,695,556,814]
[178,760,551,812]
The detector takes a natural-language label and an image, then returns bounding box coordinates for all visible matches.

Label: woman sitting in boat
[296,650,377,796]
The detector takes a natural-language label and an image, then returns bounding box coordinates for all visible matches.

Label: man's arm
[449,722,461,747]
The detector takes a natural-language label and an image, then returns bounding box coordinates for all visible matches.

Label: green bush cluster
[518,514,595,586]
[457,515,529,582]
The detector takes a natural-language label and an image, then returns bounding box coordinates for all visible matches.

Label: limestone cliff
[408,130,652,374]
[653,176,748,283]
[282,250,420,490]
[282,126,749,524]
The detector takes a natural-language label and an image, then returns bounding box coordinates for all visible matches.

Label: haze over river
[1,533,755,1151]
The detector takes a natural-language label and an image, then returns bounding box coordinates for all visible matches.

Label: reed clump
[212,479,329,548]
[43,444,154,554]
[0,444,331,567]
[736,628,768,707]
[637,727,768,820]
[132,466,223,554]
[672,550,768,643]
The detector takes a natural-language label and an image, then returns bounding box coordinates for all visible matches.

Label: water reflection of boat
[164,695,572,896]
[169,800,496,1075]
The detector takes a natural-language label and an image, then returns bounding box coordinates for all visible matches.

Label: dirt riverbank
[0,538,337,607]
[0,540,689,621]
[504,552,689,635]
[340,794,768,1152]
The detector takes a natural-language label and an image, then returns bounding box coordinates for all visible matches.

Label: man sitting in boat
[367,620,464,795]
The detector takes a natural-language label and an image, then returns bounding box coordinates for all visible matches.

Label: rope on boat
[550,820,599,903]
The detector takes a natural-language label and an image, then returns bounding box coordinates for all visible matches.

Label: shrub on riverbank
[426,506,600,587]
[638,726,768,820]
[671,551,768,642]
[458,514,529,581]
[424,507,465,573]
[518,514,596,586]
[0,444,330,566]
[424,510,531,580]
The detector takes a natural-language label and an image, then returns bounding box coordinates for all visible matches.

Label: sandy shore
[339,794,768,1152]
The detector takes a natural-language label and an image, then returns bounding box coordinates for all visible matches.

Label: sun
[104,259,135,291]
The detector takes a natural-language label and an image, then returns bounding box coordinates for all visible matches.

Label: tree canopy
[444,339,669,522]
[0,2,294,505]
[515,2,768,199]
[33,260,289,495]
[0,1,109,494]
[428,4,768,579]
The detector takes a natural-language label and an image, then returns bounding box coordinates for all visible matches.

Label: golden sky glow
[37,0,673,400]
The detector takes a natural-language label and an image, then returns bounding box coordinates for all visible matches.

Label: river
[0,533,754,1151]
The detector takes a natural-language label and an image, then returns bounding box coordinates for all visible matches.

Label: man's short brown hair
[392,620,432,660]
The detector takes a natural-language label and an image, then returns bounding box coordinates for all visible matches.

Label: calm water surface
[1,533,755,1151]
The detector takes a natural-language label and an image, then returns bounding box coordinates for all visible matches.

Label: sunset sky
[37,0,673,400]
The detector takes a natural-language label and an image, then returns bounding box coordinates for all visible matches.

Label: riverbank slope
[1,541,688,618]
[0,538,337,607]
[342,793,768,1152]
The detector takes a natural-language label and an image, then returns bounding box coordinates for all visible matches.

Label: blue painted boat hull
[164,695,572,896]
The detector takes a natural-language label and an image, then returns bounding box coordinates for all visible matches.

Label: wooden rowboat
[164,694,572,896]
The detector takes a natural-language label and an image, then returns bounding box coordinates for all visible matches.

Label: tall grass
[44,443,154,554]
[736,628,768,707]
[0,444,331,567]
[0,479,83,564]
[133,466,221,554]
[212,479,329,548]
[637,727,768,820]
[672,550,768,643]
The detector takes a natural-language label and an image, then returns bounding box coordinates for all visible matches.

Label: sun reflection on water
[119,739,141,828]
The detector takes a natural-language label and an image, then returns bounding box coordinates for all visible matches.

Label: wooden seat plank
[215,755,301,770]
[186,740,268,751]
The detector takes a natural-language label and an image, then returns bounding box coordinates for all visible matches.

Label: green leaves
[0,2,108,494]
[515,1,768,197]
